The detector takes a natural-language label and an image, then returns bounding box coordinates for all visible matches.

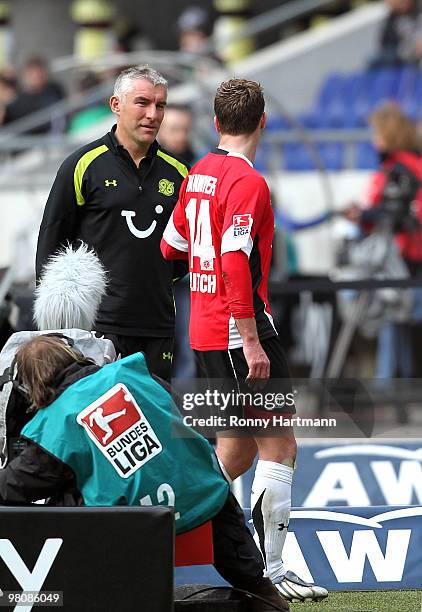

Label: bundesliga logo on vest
[77,384,162,478]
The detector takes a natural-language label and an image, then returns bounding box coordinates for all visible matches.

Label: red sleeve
[365,171,386,207]
[221,175,270,258]
[221,250,255,319]
[160,237,188,260]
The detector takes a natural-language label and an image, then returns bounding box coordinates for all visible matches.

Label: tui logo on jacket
[121,205,164,238]
[77,383,162,478]
[158,178,174,196]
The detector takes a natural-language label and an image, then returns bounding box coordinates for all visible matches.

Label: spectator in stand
[114,17,152,54]
[177,5,223,70]
[0,70,18,126]
[3,56,65,133]
[370,0,422,66]
[158,104,195,166]
[345,103,422,387]
[178,6,210,55]
[158,104,197,378]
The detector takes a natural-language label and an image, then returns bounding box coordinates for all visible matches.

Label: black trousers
[212,493,265,589]
[95,333,174,381]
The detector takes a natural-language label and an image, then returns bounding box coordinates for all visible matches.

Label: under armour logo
[162,352,173,361]
[105,179,118,187]
[278,522,289,531]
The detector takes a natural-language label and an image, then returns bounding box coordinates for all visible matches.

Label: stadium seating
[265,66,422,171]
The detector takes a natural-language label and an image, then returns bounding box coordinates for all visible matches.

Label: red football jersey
[163,149,277,350]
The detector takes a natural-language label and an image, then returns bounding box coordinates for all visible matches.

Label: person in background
[177,5,223,70]
[3,56,65,133]
[0,70,18,126]
[345,103,422,387]
[158,104,197,378]
[178,5,212,56]
[370,0,422,67]
[158,104,196,166]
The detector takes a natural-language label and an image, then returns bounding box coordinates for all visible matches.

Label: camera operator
[0,245,289,612]
[345,103,422,384]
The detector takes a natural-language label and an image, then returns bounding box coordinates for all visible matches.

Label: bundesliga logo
[77,384,162,478]
[233,213,252,237]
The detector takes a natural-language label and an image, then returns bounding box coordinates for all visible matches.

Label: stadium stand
[264,66,422,170]
[1,3,422,609]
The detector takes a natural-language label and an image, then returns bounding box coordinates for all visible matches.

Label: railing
[0,0,371,210]
[0,128,372,187]
[0,0,356,140]
[0,128,373,192]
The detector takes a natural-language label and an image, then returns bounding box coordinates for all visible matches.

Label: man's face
[24,64,48,93]
[110,78,167,146]
[158,108,192,154]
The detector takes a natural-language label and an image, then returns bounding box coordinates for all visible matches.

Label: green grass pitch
[290,590,421,612]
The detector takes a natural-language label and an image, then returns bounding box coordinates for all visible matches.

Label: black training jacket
[36,127,189,336]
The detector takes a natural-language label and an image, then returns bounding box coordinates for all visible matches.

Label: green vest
[22,353,229,534]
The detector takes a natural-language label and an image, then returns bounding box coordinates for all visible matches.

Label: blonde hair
[16,336,90,409]
[369,102,419,153]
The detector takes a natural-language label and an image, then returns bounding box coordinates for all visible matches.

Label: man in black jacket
[36,65,189,380]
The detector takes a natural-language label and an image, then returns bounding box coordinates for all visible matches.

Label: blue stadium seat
[355,141,379,170]
[343,70,376,128]
[368,68,398,104]
[278,68,422,169]
[265,114,292,131]
[282,141,344,171]
[283,142,314,171]
[300,72,347,129]
[318,141,344,170]
[394,65,419,102]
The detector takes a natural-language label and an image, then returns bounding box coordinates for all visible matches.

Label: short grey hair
[113,65,168,97]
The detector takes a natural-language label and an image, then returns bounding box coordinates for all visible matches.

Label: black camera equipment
[362,162,420,233]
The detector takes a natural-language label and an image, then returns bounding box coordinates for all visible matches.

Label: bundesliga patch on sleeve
[233,214,252,237]
[77,384,162,478]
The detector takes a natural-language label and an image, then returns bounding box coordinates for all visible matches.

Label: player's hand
[243,340,270,390]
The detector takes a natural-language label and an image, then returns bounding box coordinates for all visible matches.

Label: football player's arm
[36,156,81,280]
[161,201,189,261]
[221,176,270,387]
[0,441,76,504]
[161,239,188,261]
[222,251,269,386]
